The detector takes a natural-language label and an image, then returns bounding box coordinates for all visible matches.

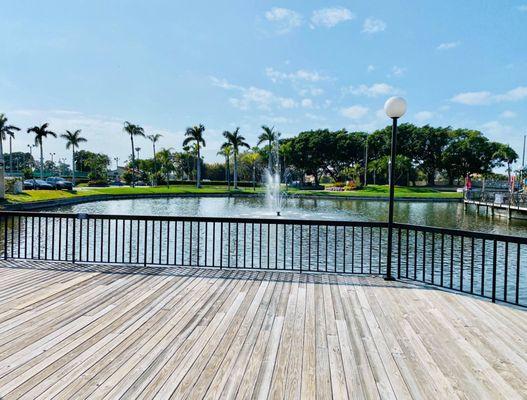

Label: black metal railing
[0,211,525,307]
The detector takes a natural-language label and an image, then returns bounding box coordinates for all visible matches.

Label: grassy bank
[1,184,461,206]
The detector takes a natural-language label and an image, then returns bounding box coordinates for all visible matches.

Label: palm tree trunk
[72,148,76,187]
[196,145,201,188]
[234,152,238,189]
[252,163,256,191]
[0,137,5,199]
[9,136,13,175]
[152,143,157,187]
[226,156,230,190]
[130,136,135,188]
[268,139,272,172]
[40,142,44,179]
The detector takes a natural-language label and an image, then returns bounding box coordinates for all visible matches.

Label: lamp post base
[384,275,396,281]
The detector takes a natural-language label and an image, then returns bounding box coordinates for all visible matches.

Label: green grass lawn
[2,184,461,205]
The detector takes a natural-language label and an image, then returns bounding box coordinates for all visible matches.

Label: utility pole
[521,135,526,186]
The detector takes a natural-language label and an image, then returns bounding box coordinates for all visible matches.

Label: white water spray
[264,139,282,216]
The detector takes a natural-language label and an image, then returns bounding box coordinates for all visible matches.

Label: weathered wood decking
[0,260,526,399]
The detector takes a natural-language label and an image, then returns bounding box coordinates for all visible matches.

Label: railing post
[72,217,76,263]
[3,216,8,260]
[492,240,497,303]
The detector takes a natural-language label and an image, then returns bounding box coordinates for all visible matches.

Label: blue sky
[1,0,526,168]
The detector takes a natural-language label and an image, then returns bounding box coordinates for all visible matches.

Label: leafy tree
[156,148,175,187]
[411,125,451,186]
[222,127,249,189]
[240,150,262,190]
[60,129,87,186]
[183,124,206,187]
[123,122,145,187]
[217,145,232,189]
[27,123,57,179]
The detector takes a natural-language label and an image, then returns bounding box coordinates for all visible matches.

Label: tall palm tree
[123,122,145,187]
[183,124,206,188]
[217,145,232,190]
[0,114,20,198]
[257,125,280,171]
[60,129,87,187]
[27,123,57,180]
[222,127,249,189]
[148,133,162,184]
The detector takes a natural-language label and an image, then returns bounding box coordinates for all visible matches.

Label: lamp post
[384,96,407,281]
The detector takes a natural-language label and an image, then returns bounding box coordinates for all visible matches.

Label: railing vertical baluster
[378,227,382,274]
[351,226,355,273]
[300,225,303,273]
[440,233,444,286]
[326,225,329,272]
[343,226,346,274]
[24,217,28,259]
[144,219,148,266]
[266,223,270,270]
[38,216,41,260]
[360,226,364,274]
[212,222,216,267]
[190,221,193,266]
[45,217,48,260]
[470,237,475,294]
[291,225,294,270]
[3,216,8,260]
[336,226,339,273]
[431,232,435,284]
[243,223,246,269]
[450,235,454,289]
[182,221,186,265]
[481,239,486,296]
[308,225,312,271]
[174,221,178,265]
[283,224,286,270]
[259,223,263,269]
[167,221,171,265]
[405,229,409,278]
[369,226,373,273]
[204,222,207,266]
[460,236,464,291]
[220,222,223,269]
[234,222,238,268]
[159,221,163,265]
[317,225,320,272]
[17,216,21,258]
[227,222,231,268]
[72,217,76,263]
[422,231,426,282]
[274,224,278,270]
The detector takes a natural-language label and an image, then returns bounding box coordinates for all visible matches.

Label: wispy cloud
[391,66,406,77]
[518,5,527,11]
[437,41,461,50]
[311,7,354,28]
[451,86,527,105]
[343,83,400,97]
[341,105,369,119]
[265,67,330,83]
[265,7,302,33]
[414,111,434,122]
[500,110,516,118]
[362,18,386,34]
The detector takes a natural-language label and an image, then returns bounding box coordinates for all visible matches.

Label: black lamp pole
[385,117,398,281]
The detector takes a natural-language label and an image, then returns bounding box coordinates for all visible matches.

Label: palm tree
[183,124,206,188]
[27,123,57,180]
[156,148,175,188]
[217,145,232,190]
[123,122,145,187]
[0,114,20,198]
[257,125,280,171]
[148,133,162,185]
[222,127,249,189]
[60,129,87,187]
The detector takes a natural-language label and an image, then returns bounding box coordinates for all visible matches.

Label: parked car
[26,179,54,190]
[46,177,73,190]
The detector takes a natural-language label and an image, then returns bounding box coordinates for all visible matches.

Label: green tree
[257,125,279,171]
[0,114,20,198]
[156,148,175,187]
[217,145,232,189]
[123,121,145,187]
[183,124,206,188]
[222,127,249,189]
[27,123,57,180]
[241,150,261,190]
[60,129,87,186]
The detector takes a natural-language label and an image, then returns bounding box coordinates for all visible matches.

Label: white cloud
[414,111,434,122]
[367,65,375,72]
[228,86,297,111]
[362,18,386,34]
[341,105,369,119]
[437,41,461,50]
[266,67,329,83]
[451,86,527,105]
[500,110,516,118]
[311,7,355,28]
[344,83,399,97]
[451,91,493,105]
[481,120,515,138]
[305,113,326,121]
[265,8,302,33]
[518,5,527,11]
[301,98,313,108]
[299,87,324,97]
[391,66,406,77]
[209,76,241,90]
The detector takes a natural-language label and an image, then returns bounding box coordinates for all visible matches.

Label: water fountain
[265,139,283,216]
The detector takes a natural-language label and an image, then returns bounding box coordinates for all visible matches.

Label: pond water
[52,196,527,236]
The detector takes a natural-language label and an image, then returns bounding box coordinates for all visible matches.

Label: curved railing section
[0,211,525,308]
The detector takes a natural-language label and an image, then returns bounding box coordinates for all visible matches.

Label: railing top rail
[0,210,388,228]
[394,222,527,244]
[1,210,525,244]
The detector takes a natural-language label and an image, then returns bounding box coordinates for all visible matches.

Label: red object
[465,175,472,190]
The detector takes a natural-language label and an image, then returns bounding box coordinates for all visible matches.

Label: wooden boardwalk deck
[0,260,526,399]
